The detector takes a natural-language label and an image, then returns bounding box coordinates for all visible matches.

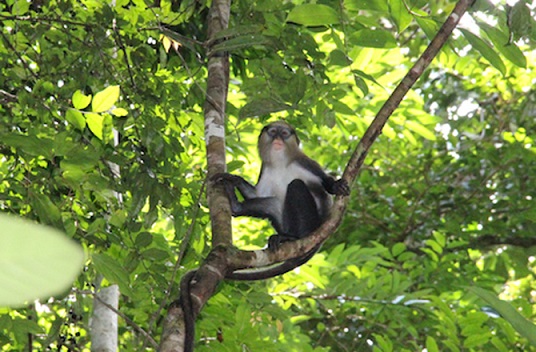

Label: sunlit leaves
[72,90,92,109]
[66,86,125,141]
[92,85,120,113]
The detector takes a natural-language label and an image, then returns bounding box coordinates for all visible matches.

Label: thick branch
[160,0,231,351]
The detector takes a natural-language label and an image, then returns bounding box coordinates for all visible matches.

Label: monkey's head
[258,121,301,164]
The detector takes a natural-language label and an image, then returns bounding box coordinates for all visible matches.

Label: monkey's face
[258,121,300,163]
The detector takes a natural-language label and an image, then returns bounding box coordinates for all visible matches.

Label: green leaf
[239,98,291,118]
[426,336,439,352]
[389,0,413,33]
[405,120,436,140]
[12,0,30,15]
[460,29,506,75]
[92,85,120,113]
[469,286,536,347]
[349,30,397,48]
[135,232,153,248]
[507,1,532,41]
[72,90,92,110]
[92,253,133,296]
[86,113,104,140]
[65,109,86,130]
[478,22,527,68]
[111,107,128,117]
[344,0,388,12]
[0,213,84,308]
[286,4,340,27]
[212,34,274,53]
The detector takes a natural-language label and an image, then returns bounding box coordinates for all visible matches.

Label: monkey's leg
[268,179,321,249]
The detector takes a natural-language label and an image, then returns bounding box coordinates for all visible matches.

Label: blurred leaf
[461,29,506,75]
[478,22,526,68]
[239,98,291,118]
[469,286,536,347]
[111,107,128,117]
[212,34,275,53]
[389,0,413,33]
[0,213,84,308]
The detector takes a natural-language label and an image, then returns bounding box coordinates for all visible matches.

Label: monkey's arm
[212,173,283,233]
[295,157,350,196]
[211,173,257,199]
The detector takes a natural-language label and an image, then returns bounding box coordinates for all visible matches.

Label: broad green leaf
[86,113,104,140]
[212,24,264,40]
[12,0,30,15]
[239,98,291,118]
[389,0,413,33]
[478,22,527,68]
[349,30,397,48]
[72,90,92,110]
[426,336,439,352]
[416,17,440,40]
[135,232,153,248]
[507,1,532,41]
[0,213,84,308]
[212,34,274,53]
[286,4,340,27]
[469,286,536,347]
[65,109,86,130]
[92,85,120,113]
[461,29,506,75]
[92,253,133,296]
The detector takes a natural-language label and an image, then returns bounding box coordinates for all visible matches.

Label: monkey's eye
[267,127,278,137]
[280,128,292,138]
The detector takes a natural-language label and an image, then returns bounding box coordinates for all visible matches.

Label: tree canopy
[1,0,536,351]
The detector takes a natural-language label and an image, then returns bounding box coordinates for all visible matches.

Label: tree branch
[160,0,232,351]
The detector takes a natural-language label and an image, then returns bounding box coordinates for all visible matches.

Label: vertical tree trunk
[90,284,119,352]
[160,1,233,351]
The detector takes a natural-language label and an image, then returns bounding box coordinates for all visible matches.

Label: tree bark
[90,284,119,352]
[159,0,232,351]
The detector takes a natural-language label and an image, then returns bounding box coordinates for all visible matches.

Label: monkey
[180,121,349,351]
[213,120,350,280]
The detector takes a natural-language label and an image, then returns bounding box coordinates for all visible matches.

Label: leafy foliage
[1,0,536,351]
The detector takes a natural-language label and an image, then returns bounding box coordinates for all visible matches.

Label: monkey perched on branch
[214,120,350,279]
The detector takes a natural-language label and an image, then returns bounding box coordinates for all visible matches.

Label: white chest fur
[256,162,320,202]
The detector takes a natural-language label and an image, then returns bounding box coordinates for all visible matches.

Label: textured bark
[160,0,232,351]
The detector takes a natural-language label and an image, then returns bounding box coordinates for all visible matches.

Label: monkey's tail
[225,245,319,281]
[180,270,197,352]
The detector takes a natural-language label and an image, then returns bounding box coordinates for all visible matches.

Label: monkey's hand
[325,178,350,196]
[211,172,244,186]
